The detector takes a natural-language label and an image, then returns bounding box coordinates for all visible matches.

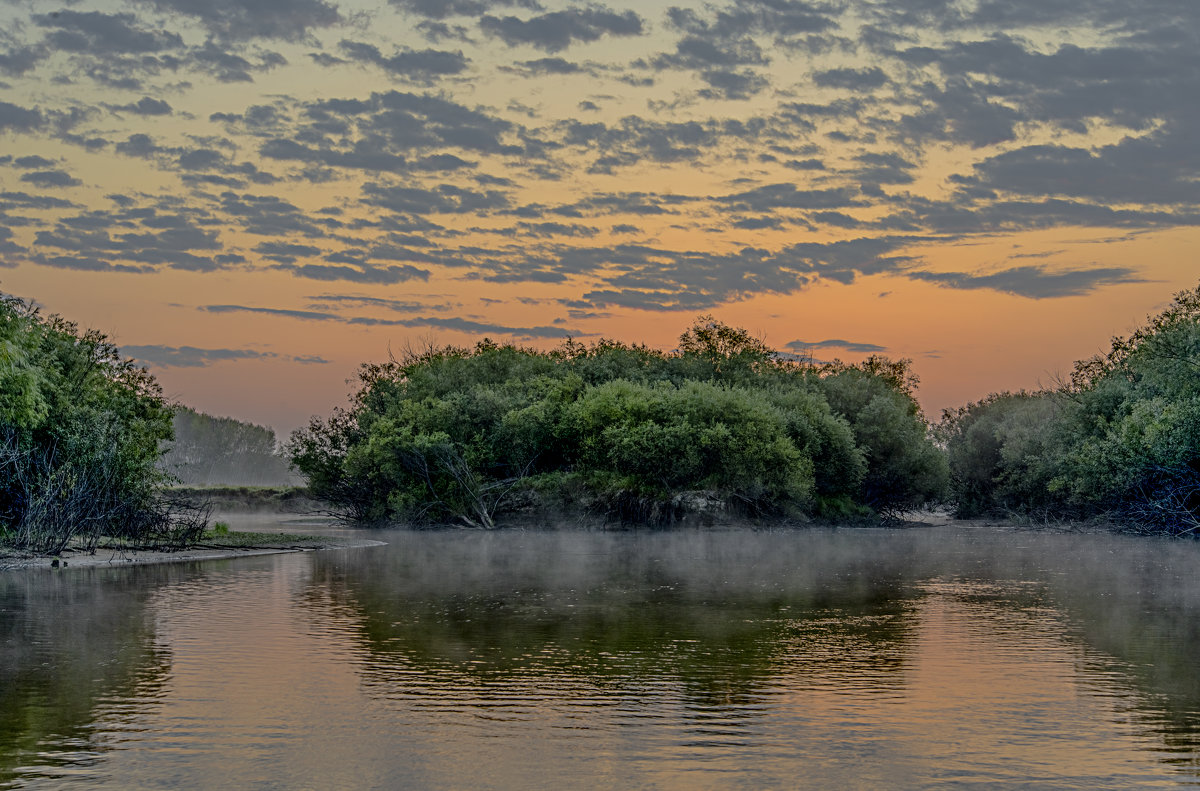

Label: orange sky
[2,0,1197,437]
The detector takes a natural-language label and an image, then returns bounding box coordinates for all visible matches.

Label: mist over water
[3,524,1199,789]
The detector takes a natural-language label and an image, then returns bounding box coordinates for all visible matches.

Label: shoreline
[0,537,386,572]
[0,509,1148,573]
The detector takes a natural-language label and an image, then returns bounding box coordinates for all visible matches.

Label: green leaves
[290,320,945,525]
[941,281,1200,532]
[1,292,181,551]
[0,296,49,430]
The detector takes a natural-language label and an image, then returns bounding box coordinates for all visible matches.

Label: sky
[2,0,1198,438]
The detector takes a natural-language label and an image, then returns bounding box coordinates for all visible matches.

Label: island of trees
[290,284,1200,535]
[288,319,947,528]
[2,282,1198,552]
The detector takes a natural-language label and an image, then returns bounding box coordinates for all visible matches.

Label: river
[2,521,1199,789]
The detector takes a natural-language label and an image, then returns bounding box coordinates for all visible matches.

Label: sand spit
[0,537,385,572]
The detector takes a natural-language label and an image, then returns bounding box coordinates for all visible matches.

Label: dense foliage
[0,293,205,553]
[941,283,1200,534]
[289,318,947,527]
[163,406,296,486]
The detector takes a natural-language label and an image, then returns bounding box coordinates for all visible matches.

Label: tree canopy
[289,318,947,527]
[941,282,1200,534]
[1,293,204,553]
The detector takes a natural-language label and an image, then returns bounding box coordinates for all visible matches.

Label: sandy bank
[0,537,385,572]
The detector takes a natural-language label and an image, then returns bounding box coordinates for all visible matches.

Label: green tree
[1,292,201,553]
[941,282,1200,533]
[818,359,947,514]
[290,319,945,526]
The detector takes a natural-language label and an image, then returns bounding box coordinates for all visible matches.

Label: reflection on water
[2,525,1200,789]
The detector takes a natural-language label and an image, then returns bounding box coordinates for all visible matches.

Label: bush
[289,318,945,526]
[1,293,205,553]
[941,282,1200,533]
[819,360,947,514]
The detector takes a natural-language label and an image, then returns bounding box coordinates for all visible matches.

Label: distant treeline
[162,406,296,487]
[0,293,205,553]
[940,284,1200,535]
[288,318,948,527]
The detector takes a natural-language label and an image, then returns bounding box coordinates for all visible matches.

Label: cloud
[851,152,917,186]
[512,221,599,238]
[124,345,273,367]
[651,34,768,70]
[259,138,474,175]
[538,190,698,217]
[647,0,841,97]
[813,66,888,91]
[349,314,582,338]
[136,0,340,42]
[557,115,746,172]
[306,294,454,313]
[895,80,1022,148]
[554,236,920,311]
[717,183,862,211]
[955,137,1200,206]
[27,205,232,272]
[109,96,173,116]
[115,133,161,158]
[0,226,19,257]
[20,170,81,188]
[238,90,522,180]
[11,155,56,169]
[698,68,769,100]
[412,21,473,44]
[217,191,328,236]
[480,7,644,53]
[906,264,1145,298]
[35,254,152,274]
[2,0,1198,354]
[785,338,887,353]
[33,11,183,55]
[254,241,323,263]
[202,302,579,337]
[0,101,44,132]
[278,262,432,284]
[0,191,76,210]
[203,304,340,321]
[124,344,331,367]
[336,40,469,83]
[506,56,588,76]
[665,1,837,39]
[389,0,539,20]
[879,195,1200,235]
[362,181,511,214]
[188,42,288,83]
[0,44,45,77]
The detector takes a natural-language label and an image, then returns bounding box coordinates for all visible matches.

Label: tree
[163,406,294,485]
[1,292,202,553]
[818,359,947,514]
[290,320,945,526]
[940,282,1200,533]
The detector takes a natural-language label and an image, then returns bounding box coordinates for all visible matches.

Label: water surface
[3,523,1199,789]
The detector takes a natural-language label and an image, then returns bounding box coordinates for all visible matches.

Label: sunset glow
[2,0,1196,434]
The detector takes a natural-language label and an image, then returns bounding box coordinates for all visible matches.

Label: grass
[193,529,336,549]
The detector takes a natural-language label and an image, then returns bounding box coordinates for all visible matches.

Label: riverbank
[0,507,1142,574]
[0,532,385,572]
